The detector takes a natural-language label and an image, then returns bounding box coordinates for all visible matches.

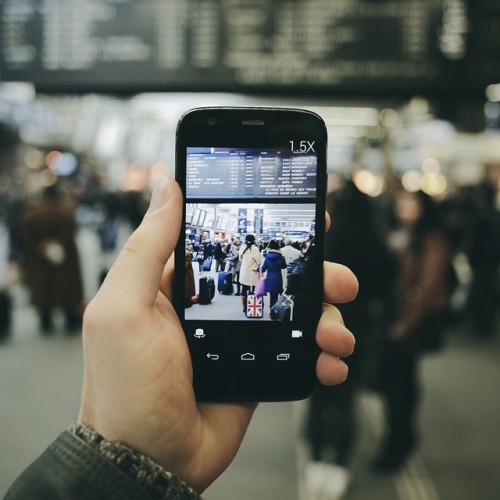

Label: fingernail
[148,177,171,213]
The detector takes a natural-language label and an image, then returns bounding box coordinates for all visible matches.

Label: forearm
[5,425,201,500]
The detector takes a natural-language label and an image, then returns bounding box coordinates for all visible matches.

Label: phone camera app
[183,147,318,324]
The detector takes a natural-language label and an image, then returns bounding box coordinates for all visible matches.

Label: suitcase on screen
[202,258,213,272]
[217,272,233,295]
[199,277,215,305]
[246,293,264,318]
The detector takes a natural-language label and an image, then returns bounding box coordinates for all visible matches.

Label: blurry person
[184,250,196,308]
[213,238,226,272]
[373,190,453,472]
[466,182,500,338]
[304,182,395,498]
[0,210,12,341]
[201,237,214,271]
[228,239,242,295]
[281,238,301,263]
[223,238,232,263]
[281,238,301,289]
[239,234,262,312]
[21,184,83,333]
[261,239,287,310]
[190,239,204,273]
[5,177,358,499]
[285,238,316,323]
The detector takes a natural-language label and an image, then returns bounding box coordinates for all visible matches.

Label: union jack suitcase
[246,293,264,318]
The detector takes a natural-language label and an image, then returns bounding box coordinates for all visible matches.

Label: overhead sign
[1,0,499,95]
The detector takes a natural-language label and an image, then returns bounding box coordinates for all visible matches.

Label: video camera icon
[292,330,303,338]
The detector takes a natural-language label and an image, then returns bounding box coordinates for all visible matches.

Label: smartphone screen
[175,108,327,401]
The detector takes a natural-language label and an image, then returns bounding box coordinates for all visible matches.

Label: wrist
[70,423,201,499]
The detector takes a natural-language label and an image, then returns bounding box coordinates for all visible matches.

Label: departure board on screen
[1,0,499,95]
[186,148,317,199]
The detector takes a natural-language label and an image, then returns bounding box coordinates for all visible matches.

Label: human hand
[78,177,358,493]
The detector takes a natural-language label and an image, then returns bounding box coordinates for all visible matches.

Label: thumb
[102,177,183,306]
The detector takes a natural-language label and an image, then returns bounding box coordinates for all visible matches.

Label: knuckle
[121,234,142,259]
[82,300,102,331]
[83,297,139,337]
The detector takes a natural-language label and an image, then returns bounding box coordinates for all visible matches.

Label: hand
[78,177,358,493]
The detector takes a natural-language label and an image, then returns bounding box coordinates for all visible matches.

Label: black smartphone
[174,107,327,401]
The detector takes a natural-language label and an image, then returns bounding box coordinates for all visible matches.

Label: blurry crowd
[184,229,317,324]
[185,234,307,302]
[2,177,497,340]
[304,178,500,498]
[0,181,148,339]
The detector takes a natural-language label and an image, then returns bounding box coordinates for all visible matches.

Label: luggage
[270,293,294,321]
[0,290,12,340]
[199,277,215,305]
[246,293,264,318]
[202,258,213,272]
[218,272,233,295]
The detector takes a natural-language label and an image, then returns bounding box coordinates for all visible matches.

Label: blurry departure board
[1,0,499,95]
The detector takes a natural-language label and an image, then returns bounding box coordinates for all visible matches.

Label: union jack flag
[246,294,263,318]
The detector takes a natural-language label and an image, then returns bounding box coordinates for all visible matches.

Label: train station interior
[1,2,499,499]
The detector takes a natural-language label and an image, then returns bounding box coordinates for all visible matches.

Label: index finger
[323,262,358,304]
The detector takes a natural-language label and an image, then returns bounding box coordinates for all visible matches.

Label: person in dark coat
[284,238,317,324]
[373,189,452,473]
[304,182,395,497]
[201,238,214,272]
[213,239,226,272]
[21,185,83,333]
[184,251,196,308]
[228,239,242,295]
[260,239,287,309]
[466,182,500,338]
